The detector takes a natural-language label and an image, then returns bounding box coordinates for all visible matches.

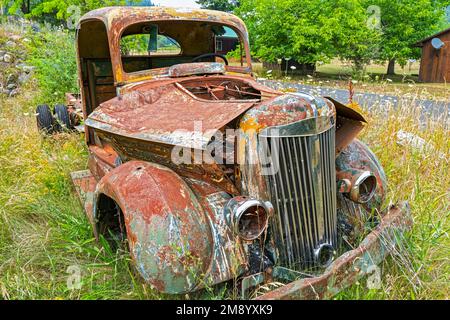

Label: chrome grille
[262,127,337,269]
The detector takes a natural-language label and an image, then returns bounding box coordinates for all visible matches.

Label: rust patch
[86,81,256,149]
[168,62,225,77]
[95,161,215,293]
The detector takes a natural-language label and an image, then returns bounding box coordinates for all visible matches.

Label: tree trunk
[353,58,364,73]
[387,59,396,75]
[21,0,30,14]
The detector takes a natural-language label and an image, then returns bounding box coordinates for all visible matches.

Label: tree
[236,0,329,66]
[365,0,450,75]
[330,0,382,74]
[196,0,239,12]
[3,0,143,21]
[1,0,33,15]
[236,0,377,73]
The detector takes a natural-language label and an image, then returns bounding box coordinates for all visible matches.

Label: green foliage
[196,0,239,12]
[120,33,151,55]
[236,0,376,67]
[364,0,450,67]
[328,0,382,74]
[3,0,139,21]
[236,0,450,74]
[25,25,78,103]
[225,46,243,60]
[120,34,181,55]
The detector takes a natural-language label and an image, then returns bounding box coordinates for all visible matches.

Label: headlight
[224,196,272,241]
[337,170,377,204]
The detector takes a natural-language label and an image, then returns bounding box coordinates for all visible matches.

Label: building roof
[414,27,450,47]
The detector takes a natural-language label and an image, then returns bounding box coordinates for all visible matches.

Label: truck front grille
[262,127,337,269]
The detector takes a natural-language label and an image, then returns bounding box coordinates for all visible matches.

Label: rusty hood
[85,81,257,149]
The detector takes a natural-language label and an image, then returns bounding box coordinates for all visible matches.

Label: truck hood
[85,81,257,149]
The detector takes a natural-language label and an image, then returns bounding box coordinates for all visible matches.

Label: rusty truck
[36,7,412,299]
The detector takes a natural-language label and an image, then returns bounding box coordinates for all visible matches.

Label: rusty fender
[256,202,412,300]
[93,160,246,294]
[336,139,387,208]
[336,140,389,241]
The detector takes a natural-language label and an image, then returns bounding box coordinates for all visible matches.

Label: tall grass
[0,23,161,299]
[335,100,449,300]
[1,84,135,299]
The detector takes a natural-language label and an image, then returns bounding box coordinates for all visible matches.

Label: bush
[26,26,78,104]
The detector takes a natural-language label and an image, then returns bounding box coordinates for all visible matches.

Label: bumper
[71,170,412,300]
[255,202,412,300]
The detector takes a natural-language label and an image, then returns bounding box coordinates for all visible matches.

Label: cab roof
[79,6,249,38]
[77,6,252,87]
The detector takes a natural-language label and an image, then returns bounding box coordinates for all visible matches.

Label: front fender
[336,139,388,241]
[336,139,387,210]
[94,160,214,294]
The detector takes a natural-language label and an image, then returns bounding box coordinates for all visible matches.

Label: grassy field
[250,60,450,101]
[0,24,449,300]
[0,81,167,299]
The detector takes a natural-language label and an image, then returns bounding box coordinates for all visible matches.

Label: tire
[36,104,55,133]
[54,104,72,130]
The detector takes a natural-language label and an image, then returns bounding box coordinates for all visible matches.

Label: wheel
[54,104,72,130]
[36,104,55,133]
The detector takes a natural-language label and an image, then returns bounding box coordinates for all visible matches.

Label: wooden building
[215,36,239,56]
[415,28,450,83]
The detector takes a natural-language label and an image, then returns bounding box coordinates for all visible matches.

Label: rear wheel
[54,104,72,130]
[36,104,55,133]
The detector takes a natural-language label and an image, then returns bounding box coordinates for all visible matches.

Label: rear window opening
[119,21,245,74]
[120,33,181,56]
